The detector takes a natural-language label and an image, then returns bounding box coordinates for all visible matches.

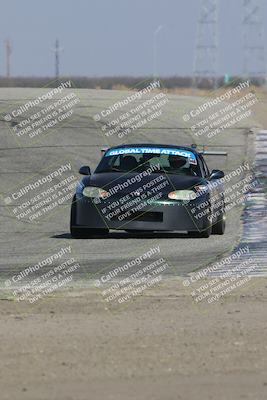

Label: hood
[84,172,206,194]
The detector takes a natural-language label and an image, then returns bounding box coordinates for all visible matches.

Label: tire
[188,226,212,238]
[188,203,212,238]
[212,198,226,235]
[70,196,109,238]
[212,214,226,235]
[71,226,88,239]
[71,227,109,239]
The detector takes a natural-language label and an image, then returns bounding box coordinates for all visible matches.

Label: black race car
[70,144,226,238]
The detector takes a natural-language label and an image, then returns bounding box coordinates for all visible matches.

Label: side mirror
[79,165,91,175]
[209,169,224,180]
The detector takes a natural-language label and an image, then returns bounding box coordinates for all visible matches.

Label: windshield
[95,147,201,176]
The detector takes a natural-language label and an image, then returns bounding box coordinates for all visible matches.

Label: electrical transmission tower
[193,0,219,88]
[5,39,12,78]
[243,0,265,81]
[51,39,64,80]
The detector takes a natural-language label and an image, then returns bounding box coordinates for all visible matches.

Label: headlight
[83,186,109,198]
[168,190,197,201]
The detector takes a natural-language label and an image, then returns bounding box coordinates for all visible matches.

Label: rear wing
[191,144,228,157]
[199,151,228,156]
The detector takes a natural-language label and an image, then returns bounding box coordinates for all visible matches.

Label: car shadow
[52,231,191,240]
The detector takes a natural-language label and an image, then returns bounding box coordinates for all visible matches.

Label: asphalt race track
[0,87,257,286]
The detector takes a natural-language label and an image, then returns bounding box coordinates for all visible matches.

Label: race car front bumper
[73,196,210,232]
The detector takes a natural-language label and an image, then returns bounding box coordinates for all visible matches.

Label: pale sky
[0,0,266,77]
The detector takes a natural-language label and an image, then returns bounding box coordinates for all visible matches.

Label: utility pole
[5,39,12,78]
[193,0,219,89]
[243,0,265,82]
[51,39,63,80]
[153,25,163,82]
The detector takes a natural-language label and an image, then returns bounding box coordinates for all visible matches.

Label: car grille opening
[124,211,163,222]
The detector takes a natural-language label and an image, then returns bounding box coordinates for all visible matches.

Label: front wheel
[188,226,212,238]
[212,214,226,235]
[188,206,212,238]
[70,197,109,238]
[71,227,109,239]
